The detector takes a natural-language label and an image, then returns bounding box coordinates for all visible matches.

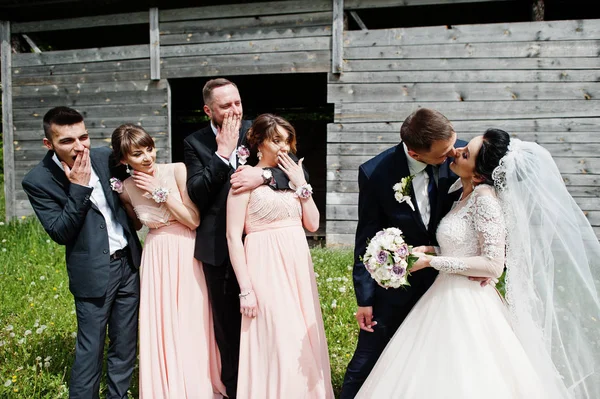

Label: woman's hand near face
[132,170,160,195]
[277,152,306,188]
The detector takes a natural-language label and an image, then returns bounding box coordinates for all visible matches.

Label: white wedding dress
[356,184,568,399]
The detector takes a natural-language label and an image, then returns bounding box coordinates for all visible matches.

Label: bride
[356,129,600,398]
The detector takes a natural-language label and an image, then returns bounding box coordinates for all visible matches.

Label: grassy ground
[0,175,358,398]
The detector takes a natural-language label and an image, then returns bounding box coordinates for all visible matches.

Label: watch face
[263,169,273,179]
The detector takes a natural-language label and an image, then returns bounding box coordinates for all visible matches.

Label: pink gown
[237,186,334,399]
[124,163,225,399]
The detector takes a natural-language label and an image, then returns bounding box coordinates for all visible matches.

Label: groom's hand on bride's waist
[356,306,378,333]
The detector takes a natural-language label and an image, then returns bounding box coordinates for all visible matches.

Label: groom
[340,108,466,398]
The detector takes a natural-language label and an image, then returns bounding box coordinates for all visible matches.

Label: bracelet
[293,183,313,199]
[239,290,253,298]
[151,187,170,203]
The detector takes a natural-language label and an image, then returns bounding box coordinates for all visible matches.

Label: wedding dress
[356,184,569,398]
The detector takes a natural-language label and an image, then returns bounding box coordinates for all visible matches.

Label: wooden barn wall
[10,47,170,217]
[157,0,333,78]
[326,19,600,246]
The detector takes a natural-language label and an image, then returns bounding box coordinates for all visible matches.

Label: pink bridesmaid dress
[237,185,334,399]
[123,163,225,399]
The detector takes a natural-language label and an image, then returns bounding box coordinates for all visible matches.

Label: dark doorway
[169,73,333,239]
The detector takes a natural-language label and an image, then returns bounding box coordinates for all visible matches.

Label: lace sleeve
[430,188,506,278]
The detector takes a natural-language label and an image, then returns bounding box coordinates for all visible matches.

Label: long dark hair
[475,128,511,186]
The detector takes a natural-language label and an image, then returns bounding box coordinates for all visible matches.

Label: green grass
[0,175,358,397]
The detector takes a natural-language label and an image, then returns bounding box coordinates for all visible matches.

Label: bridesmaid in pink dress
[111,124,225,398]
[226,114,334,399]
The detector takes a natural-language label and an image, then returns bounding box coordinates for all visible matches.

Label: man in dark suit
[22,107,142,399]
[183,78,298,398]
[340,108,468,398]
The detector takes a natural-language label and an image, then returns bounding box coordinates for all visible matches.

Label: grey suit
[22,147,142,399]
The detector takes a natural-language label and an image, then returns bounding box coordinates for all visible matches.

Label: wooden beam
[1,20,16,221]
[21,34,41,53]
[344,0,514,9]
[349,11,367,30]
[12,11,148,33]
[332,0,343,74]
[149,7,160,80]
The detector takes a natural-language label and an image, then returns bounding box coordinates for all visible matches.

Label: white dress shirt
[52,153,128,254]
[211,122,237,169]
[403,143,433,227]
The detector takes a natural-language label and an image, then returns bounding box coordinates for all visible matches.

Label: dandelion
[326,277,333,282]
[1,239,6,243]
[36,327,44,334]
[11,375,16,381]
[0,221,5,225]
[36,356,42,361]
[21,215,26,220]
[314,272,319,278]
[30,281,36,286]
[3,380,11,387]
[2,248,6,252]
[54,295,59,299]
[14,388,19,392]
[30,303,34,307]
[40,276,46,280]
[24,330,31,336]
[45,356,52,361]
[331,299,338,309]
[5,324,13,331]
[338,286,347,293]
[46,239,51,244]
[44,361,51,368]
[17,338,25,345]
[9,332,15,338]
[33,320,39,327]
[53,287,57,291]
[0,340,5,347]
[347,265,352,271]
[71,332,77,338]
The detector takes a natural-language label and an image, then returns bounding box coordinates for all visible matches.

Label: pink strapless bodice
[244,186,302,234]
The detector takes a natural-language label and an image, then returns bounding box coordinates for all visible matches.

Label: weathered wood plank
[159,0,332,22]
[328,70,600,84]
[12,11,148,33]
[345,0,515,9]
[12,70,153,86]
[14,116,167,130]
[334,101,600,123]
[344,19,600,47]
[345,40,600,60]
[344,58,600,72]
[327,154,600,174]
[327,119,600,134]
[327,220,358,235]
[13,45,150,68]
[12,59,150,78]
[150,7,161,80]
[161,50,331,78]
[1,20,16,220]
[161,36,330,58]
[13,90,168,109]
[160,12,332,35]
[13,103,168,121]
[325,233,354,247]
[327,131,600,144]
[328,83,600,103]
[12,80,166,96]
[332,0,344,74]
[161,26,331,46]
[14,126,167,141]
[327,142,600,158]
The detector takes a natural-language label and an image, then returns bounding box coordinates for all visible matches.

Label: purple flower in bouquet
[396,244,409,257]
[392,265,406,276]
[376,250,388,264]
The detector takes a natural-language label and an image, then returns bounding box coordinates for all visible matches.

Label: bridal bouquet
[363,227,418,289]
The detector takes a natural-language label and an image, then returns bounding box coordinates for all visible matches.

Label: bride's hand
[412,245,434,254]
[240,290,258,318]
[410,252,432,272]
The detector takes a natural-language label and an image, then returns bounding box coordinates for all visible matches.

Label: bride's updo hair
[475,128,510,186]
[246,113,297,154]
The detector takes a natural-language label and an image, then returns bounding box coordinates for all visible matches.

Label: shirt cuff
[215,152,231,166]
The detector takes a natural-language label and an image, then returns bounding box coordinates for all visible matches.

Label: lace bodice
[244,186,302,233]
[431,184,506,278]
[123,164,181,229]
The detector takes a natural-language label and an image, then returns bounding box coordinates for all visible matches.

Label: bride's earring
[257,150,263,160]
[126,164,133,175]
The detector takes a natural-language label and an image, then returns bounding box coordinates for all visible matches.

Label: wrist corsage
[151,187,170,203]
[236,145,250,165]
[294,183,313,199]
[109,177,123,194]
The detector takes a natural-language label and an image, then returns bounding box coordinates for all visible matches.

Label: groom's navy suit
[340,141,464,398]
[22,147,142,399]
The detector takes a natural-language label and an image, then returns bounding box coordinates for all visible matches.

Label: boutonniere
[236,145,250,165]
[393,175,415,211]
[109,177,123,194]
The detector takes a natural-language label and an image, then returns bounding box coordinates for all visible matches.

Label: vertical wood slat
[150,7,160,80]
[332,0,343,73]
[1,20,16,221]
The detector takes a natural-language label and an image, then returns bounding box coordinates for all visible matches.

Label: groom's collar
[402,142,427,175]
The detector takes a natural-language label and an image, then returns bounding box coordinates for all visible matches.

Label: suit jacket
[353,141,466,307]
[21,147,142,298]
[184,121,305,266]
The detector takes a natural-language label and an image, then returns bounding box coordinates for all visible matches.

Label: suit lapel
[90,148,118,214]
[393,145,428,233]
[42,151,70,190]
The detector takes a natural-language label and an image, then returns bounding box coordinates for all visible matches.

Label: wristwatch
[261,168,274,186]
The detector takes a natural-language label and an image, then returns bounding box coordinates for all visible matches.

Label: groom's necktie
[425,165,438,229]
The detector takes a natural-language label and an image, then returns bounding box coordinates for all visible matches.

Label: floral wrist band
[294,183,313,199]
[151,187,170,203]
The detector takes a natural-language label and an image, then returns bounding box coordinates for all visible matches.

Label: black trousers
[203,260,242,399]
[69,256,139,399]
